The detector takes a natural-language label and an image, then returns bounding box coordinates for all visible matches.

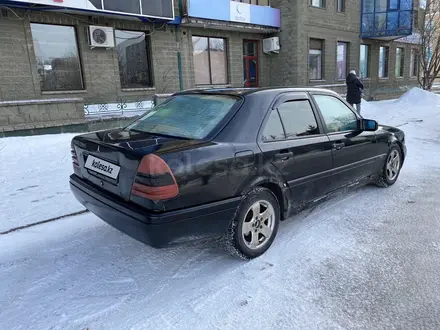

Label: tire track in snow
[0,210,88,235]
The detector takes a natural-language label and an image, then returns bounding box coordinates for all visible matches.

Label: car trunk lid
[71,128,199,202]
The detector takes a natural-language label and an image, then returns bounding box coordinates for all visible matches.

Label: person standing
[346,70,364,114]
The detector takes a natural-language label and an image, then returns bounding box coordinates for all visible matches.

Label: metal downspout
[176,0,184,91]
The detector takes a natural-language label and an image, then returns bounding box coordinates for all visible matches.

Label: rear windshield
[126,94,240,139]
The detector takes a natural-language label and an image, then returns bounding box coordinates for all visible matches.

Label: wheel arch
[389,135,405,165]
[239,178,290,220]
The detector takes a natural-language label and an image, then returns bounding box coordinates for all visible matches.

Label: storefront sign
[229,1,250,24]
[8,0,174,19]
[188,0,280,28]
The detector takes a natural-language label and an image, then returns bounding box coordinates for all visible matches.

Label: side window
[313,95,358,133]
[261,110,285,141]
[278,100,320,138]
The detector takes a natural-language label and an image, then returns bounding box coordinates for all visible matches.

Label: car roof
[174,87,340,97]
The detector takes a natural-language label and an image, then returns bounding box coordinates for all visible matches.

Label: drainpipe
[176,0,184,91]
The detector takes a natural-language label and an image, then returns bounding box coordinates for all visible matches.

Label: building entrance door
[243,40,259,87]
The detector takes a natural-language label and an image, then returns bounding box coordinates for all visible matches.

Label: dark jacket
[346,73,364,104]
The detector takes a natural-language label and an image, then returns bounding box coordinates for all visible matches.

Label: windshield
[126,94,241,139]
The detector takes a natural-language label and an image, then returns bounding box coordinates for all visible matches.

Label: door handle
[333,142,345,150]
[274,150,293,161]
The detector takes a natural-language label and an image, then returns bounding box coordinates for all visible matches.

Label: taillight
[71,141,79,168]
[131,154,179,201]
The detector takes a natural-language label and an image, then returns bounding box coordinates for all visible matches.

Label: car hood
[378,124,402,134]
[377,124,405,141]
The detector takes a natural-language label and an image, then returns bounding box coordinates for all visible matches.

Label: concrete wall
[0,98,84,132]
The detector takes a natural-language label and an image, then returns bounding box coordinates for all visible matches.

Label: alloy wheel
[242,200,275,250]
[386,149,400,181]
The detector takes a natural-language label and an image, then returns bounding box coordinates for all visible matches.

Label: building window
[337,0,345,12]
[388,0,398,10]
[309,39,324,80]
[115,30,153,89]
[379,46,389,78]
[192,36,228,85]
[360,44,370,78]
[337,42,348,80]
[410,49,419,77]
[395,47,404,77]
[311,0,325,8]
[30,23,84,92]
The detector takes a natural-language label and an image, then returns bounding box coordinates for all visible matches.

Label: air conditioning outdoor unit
[88,25,115,49]
[263,37,280,54]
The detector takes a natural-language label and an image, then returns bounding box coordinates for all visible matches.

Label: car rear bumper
[70,175,241,247]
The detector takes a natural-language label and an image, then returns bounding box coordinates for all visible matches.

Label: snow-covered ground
[1,88,440,329]
[0,133,84,233]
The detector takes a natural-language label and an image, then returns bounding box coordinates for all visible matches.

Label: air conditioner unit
[263,37,280,54]
[88,26,115,49]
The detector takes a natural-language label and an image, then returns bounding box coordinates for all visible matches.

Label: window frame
[379,46,390,78]
[30,22,85,92]
[258,92,327,143]
[410,49,419,78]
[337,0,345,12]
[192,35,229,86]
[359,44,370,79]
[337,41,349,80]
[309,38,324,81]
[311,0,326,8]
[310,92,361,135]
[395,47,405,77]
[115,28,154,90]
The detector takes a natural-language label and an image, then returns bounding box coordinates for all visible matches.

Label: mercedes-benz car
[70,88,406,259]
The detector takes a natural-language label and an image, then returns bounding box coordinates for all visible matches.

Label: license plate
[84,155,121,180]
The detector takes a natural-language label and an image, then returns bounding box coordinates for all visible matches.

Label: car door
[311,92,379,191]
[257,92,333,207]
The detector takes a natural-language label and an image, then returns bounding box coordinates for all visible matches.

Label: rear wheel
[223,187,280,260]
[374,145,402,187]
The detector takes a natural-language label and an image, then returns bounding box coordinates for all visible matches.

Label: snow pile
[361,88,440,137]
[361,98,381,114]
[395,87,440,107]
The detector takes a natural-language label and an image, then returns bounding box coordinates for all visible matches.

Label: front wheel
[374,145,402,187]
[223,187,280,260]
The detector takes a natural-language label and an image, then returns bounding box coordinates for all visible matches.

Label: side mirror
[360,119,378,131]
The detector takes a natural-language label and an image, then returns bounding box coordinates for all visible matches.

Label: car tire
[374,145,403,188]
[223,187,280,260]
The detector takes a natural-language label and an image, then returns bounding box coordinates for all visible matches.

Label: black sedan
[70,88,406,259]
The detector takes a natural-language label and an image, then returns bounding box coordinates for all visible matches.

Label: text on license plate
[84,155,121,180]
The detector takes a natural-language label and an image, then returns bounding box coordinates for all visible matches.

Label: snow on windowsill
[121,87,156,92]
[0,98,83,106]
[42,90,88,95]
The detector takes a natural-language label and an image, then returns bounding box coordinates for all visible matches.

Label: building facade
[0,0,419,132]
